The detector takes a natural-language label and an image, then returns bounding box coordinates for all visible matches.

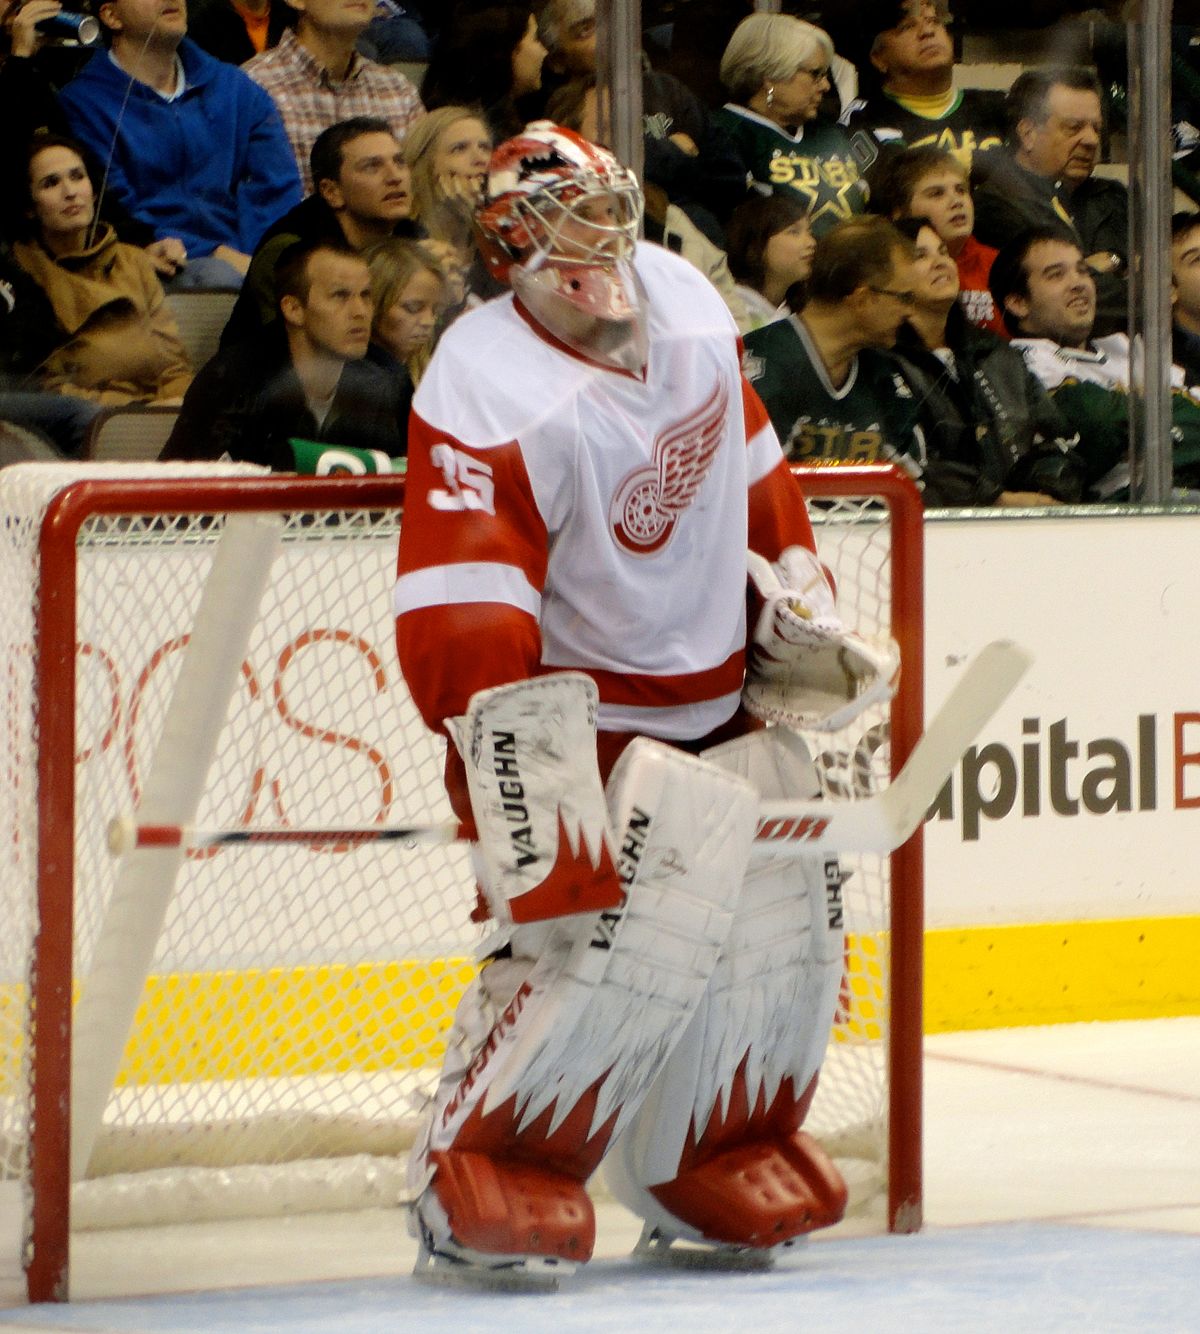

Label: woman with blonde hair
[715,14,866,237]
[14,131,192,406]
[365,238,447,396]
[404,106,493,258]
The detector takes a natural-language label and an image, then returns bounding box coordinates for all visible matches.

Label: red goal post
[1,461,923,1302]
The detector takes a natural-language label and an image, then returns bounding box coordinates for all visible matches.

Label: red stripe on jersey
[556,649,746,710]
[748,457,817,564]
[398,413,549,591]
[396,603,543,735]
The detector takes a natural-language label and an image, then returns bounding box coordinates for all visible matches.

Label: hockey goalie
[393,122,898,1285]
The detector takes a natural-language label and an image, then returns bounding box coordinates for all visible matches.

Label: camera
[36,8,101,44]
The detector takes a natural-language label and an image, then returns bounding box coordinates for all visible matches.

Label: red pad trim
[645,1057,845,1246]
[649,1131,847,1247]
[429,1149,596,1261]
[508,810,623,923]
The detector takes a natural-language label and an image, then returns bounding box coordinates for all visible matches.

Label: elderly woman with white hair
[714,13,867,237]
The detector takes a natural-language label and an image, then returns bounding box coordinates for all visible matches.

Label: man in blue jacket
[59,0,302,288]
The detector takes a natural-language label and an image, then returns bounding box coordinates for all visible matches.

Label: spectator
[188,0,289,65]
[870,144,1005,336]
[973,66,1128,336]
[1171,209,1200,387]
[886,217,1084,506]
[222,115,415,344]
[991,227,1200,498]
[714,14,867,237]
[742,214,926,471]
[1,0,73,236]
[13,132,193,405]
[364,235,443,409]
[58,0,301,289]
[843,0,1005,178]
[358,1,433,66]
[537,0,745,240]
[0,236,101,454]
[243,0,423,194]
[420,4,545,141]
[0,0,208,282]
[163,239,406,468]
[404,104,496,301]
[724,193,815,330]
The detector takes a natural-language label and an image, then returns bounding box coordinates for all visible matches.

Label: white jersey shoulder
[635,239,741,342]
[1011,334,1129,391]
[414,241,741,450]
[411,294,589,448]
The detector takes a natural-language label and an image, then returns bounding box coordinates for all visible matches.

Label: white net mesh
[799,497,898,1209]
[0,464,915,1259]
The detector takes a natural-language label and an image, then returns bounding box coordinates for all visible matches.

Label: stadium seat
[84,405,180,461]
[165,288,239,375]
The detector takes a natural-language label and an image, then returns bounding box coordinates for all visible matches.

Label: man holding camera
[57,0,301,287]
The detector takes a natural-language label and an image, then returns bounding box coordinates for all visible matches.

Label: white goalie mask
[476,121,648,372]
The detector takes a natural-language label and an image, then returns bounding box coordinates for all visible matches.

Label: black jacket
[0,243,63,390]
[161,332,408,469]
[220,195,419,348]
[887,309,1086,506]
[973,149,1128,337]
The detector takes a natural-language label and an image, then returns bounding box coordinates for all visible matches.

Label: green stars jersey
[845,88,1007,176]
[742,314,925,474]
[714,104,868,236]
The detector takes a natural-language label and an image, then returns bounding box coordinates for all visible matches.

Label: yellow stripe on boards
[925,915,1200,1032]
[117,959,477,1085]
[4,918,1199,1093]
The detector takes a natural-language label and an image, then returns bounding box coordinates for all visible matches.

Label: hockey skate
[631,1222,798,1272]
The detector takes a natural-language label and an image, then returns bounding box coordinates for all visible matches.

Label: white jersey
[1012,333,1186,393]
[395,241,815,742]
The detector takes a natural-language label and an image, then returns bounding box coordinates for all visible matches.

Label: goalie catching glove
[743,547,899,733]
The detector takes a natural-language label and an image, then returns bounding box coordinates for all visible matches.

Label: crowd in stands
[0,0,1197,500]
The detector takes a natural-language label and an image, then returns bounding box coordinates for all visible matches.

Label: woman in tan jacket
[14,132,192,405]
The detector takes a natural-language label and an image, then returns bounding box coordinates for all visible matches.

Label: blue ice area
[3,1224,1198,1334]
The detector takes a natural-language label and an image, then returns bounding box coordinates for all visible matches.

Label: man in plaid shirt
[244,0,424,193]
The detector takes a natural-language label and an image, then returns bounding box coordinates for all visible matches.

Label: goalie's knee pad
[409,738,758,1263]
[604,727,848,1249]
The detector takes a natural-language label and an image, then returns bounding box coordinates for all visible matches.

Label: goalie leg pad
[453,673,622,924]
[604,728,848,1248]
[409,738,758,1263]
[649,1129,847,1248]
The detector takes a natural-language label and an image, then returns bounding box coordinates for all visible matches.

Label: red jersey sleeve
[395,410,549,733]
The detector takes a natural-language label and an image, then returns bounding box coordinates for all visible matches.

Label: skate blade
[414,1243,573,1293]
[633,1225,797,1272]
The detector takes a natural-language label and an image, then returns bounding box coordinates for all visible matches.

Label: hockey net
[0,461,922,1301]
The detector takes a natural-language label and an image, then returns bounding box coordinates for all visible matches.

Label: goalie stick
[107,640,1031,859]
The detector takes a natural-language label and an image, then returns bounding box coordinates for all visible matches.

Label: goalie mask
[476,121,648,372]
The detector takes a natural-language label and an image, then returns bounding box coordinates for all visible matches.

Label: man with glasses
[842,0,1005,179]
[742,214,929,476]
[973,66,1127,335]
